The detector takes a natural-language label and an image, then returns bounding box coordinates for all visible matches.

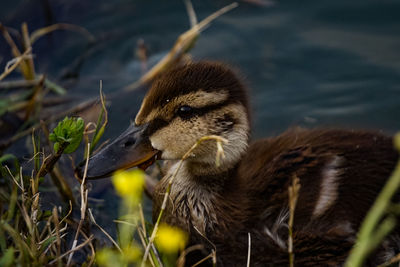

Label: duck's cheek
[149,119,206,160]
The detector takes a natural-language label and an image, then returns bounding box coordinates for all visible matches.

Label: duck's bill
[75,123,159,179]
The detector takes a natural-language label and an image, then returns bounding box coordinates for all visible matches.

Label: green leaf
[0,154,17,164]
[50,117,84,154]
[88,87,108,157]
[0,247,14,267]
[53,142,60,154]
[44,79,67,95]
[6,186,17,222]
[38,236,57,254]
[1,222,32,259]
[0,226,6,251]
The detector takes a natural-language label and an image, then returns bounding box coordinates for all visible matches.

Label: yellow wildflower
[122,245,141,262]
[155,224,188,254]
[112,169,145,198]
[96,248,116,266]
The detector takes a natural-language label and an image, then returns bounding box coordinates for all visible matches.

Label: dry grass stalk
[137,204,162,267]
[29,23,95,44]
[184,0,198,27]
[137,228,158,267]
[288,176,301,267]
[39,201,72,242]
[0,21,93,151]
[66,143,91,266]
[0,95,69,116]
[139,203,147,235]
[0,24,25,60]
[123,2,238,91]
[0,23,35,80]
[5,165,24,191]
[176,244,204,267]
[2,156,76,265]
[88,208,122,253]
[21,23,36,80]
[0,97,98,150]
[24,74,45,120]
[247,232,251,267]
[378,252,400,267]
[1,21,93,81]
[0,47,32,81]
[88,81,108,157]
[80,231,96,267]
[191,251,217,267]
[0,77,42,88]
[52,206,62,265]
[192,225,217,266]
[141,135,227,266]
[49,235,94,265]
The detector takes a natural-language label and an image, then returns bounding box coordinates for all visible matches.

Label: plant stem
[345,154,400,267]
[288,176,300,267]
[66,143,90,266]
[35,142,68,180]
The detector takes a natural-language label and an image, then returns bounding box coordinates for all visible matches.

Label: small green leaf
[0,247,14,267]
[50,117,84,154]
[53,142,60,154]
[0,154,17,165]
[42,210,52,218]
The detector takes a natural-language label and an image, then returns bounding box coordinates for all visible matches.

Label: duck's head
[80,61,250,179]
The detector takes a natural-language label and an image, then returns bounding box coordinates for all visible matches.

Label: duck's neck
[163,161,241,236]
[185,132,250,188]
[184,161,239,190]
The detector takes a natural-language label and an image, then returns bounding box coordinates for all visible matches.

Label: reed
[345,133,400,267]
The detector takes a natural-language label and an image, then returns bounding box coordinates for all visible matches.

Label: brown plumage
[82,61,399,266]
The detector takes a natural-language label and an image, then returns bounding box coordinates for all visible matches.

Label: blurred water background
[1,0,399,236]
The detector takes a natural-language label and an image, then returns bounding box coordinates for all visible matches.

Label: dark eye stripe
[172,99,231,119]
[147,99,234,135]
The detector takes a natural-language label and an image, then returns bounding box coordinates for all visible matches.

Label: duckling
[81,61,399,266]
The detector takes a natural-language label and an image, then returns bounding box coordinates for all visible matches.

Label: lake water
[1,0,400,235]
[2,0,399,136]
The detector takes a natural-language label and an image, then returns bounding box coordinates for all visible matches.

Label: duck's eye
[177,105,194,118]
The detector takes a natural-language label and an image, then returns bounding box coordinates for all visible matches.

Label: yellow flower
[122,245,142,262]
[155,224,188,254]
[96,248,116,266]
[112,169,145,198]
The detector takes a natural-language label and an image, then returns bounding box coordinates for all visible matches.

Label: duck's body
[82,61,399,266]
[154,128,398,266]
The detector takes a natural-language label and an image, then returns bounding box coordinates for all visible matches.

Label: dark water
[2,0,399,136]
[1,0,400,233]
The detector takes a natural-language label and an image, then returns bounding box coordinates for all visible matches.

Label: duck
[80,61,399,266]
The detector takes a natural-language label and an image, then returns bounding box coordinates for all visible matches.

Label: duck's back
[235,128,398,265]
